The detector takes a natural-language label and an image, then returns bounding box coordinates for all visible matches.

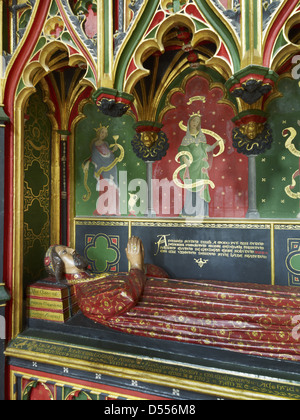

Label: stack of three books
[27,278,80,323]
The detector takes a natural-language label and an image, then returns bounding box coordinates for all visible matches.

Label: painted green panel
[257,77,300,218]
[75,103,146,217]
[16,78,26,97]
[290,254,300,271]
[192,18,208,31]
[32,37,47,56]
[23,86,52,287]
[145,26,159,40]
[50,0,59,16]
[85,66,97,86]
[272,30,289,59]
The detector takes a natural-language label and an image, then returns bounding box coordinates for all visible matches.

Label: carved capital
[92,88,134,118]
[231,79,273,105]
[226,66,278,156]
[226,65,278,108]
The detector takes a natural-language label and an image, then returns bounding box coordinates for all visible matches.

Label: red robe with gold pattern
[72,266,300,362]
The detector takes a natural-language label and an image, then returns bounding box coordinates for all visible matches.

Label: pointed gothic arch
[124,13,232,97]
[10,41,93,337]
[269,11,300,73]
[124,14,233,126]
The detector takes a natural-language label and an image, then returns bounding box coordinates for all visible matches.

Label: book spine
[27,299,66,311]
[27,308,71,323]
[28,288,64,299]
[27,295,77,311]
[27,286,76,299]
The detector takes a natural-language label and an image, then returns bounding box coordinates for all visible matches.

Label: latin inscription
[155,236,269,262]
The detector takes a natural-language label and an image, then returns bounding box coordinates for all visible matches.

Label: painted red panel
[186,4,207,23]
[153,75,248,218]
[146,11,166,35]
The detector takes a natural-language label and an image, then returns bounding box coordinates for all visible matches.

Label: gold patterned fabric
[75,270,144,322]
[73,269,300,361]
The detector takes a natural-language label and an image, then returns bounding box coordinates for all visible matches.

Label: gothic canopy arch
[18,40,91,105]
[115,1,239,95]
[123,13,232,95]
[2,1,300,105]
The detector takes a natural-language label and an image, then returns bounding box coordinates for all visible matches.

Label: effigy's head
[44,245,89,281]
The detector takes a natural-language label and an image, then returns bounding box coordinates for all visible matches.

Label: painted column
[98,0,114,88]
[0,297,9,401]
[0,106,10,401]
[131,123,169,217]
[240,0,263,67]
[94,0,134,116]
[226,0,278,220]
[0,108,9,276]
[246,155,260,219]
[58,131,70,245]
[118,0,124,32]
[0,0,4,84]
[145,161,156,218]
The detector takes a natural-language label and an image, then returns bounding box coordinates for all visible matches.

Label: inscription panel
[132,222,272,284]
